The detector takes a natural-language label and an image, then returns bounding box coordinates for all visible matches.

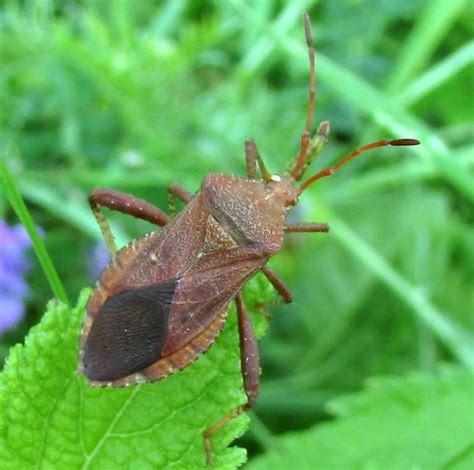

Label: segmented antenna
[300,139,420,192]
[303,12,315,136]
[291,12,316,180]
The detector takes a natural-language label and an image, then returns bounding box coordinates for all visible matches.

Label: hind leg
[202,293,259,466]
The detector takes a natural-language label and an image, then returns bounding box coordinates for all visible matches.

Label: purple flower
[0,221,33,334]
[87,241,110,281]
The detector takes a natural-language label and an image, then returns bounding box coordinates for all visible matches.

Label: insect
[77,12,419,466]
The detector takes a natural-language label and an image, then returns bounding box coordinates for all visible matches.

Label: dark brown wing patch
[83,279,178,381]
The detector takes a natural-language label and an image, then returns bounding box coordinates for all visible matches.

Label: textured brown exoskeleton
[78,13,419,466]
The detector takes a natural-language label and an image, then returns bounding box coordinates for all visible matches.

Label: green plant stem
[387,0,468,92]
[230,0,312,78]
[330,216,474,370]
[247,411,276,452]
[400,41,474,105]
[0,161,70,305]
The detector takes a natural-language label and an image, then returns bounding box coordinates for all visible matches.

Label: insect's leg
[169,183,193,203]
[254,224,328,314]
[245,139,271,182]
[253,265,293,319]
[89,188,170,256]
[260,265,292,303]
[203,293,259,466]
[167,183,193,216]
[245,140,257,179]
[254,224,328,317]
[285,222,330,233]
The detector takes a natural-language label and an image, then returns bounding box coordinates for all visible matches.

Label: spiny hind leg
[203,293,259,466]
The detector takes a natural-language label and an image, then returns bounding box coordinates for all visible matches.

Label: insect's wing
[79,194,209,382]
[82,246,263,384]
[162,246,266,355]
[83,279,178,381]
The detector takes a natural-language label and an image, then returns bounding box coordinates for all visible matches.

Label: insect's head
[266,12,419,205]
[266,174,301,207]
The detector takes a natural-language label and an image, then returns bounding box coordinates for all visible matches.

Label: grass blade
[0,162,70,305]
[330,216,474,369]
[387,0,468,92]
[401,41,474,105]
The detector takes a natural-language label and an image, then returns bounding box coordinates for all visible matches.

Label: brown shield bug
[77,12,419,466]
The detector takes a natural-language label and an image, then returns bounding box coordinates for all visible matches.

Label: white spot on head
[270,174,282,182]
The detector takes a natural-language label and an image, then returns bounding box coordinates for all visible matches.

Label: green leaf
[248,366,474,470]
[0,276,273,469]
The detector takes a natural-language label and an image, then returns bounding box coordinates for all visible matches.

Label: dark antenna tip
[389,139,421,146]
[303,12,313,48]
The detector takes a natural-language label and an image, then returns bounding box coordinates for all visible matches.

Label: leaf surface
[0,274,272,469]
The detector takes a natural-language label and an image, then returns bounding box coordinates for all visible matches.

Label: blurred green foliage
[249,366,474,469]
[0,0,473,467]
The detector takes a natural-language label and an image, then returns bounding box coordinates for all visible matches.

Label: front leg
[89,188,170,256]
[203,293,260,466]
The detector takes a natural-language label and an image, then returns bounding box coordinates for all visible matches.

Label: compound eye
[287,196,298,206]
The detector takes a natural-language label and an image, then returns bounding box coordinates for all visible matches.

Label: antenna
[291,12,316,180]
[300,139,420,192]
